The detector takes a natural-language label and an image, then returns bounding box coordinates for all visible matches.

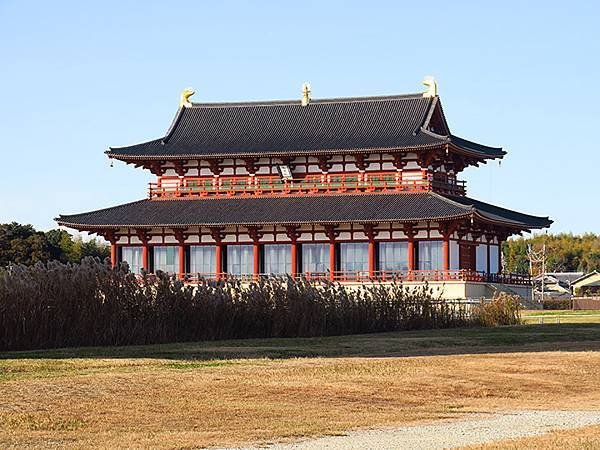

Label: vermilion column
[407,239,415,271]
[142,244,149,272]
[110,244,117,267]
[291,242,298,277]
[215,244,223,279]
[329,242,336,281]
[486,243,491,274]
[253,243,260,280]
[443,237,450,272]
[178,243,185,280]
[368,239,375,278]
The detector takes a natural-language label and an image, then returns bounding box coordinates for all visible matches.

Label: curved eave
[472,211,553,231]
[57,215,476,231]
[448,137,506,160]
[105,142,448,162]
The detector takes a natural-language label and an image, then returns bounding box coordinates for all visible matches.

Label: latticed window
[476,244,488,272]
[154,246,179,274]
[340,242,369,274]
[263,244,291,275]
[418,241,443,271]
[302,243,330,274]
[227,245,253,275]
[121,246,143,274]
[489,245,500,273]
[190,245,216,275]
[379,242,408,272]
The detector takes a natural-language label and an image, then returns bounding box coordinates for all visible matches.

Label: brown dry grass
[2,325,600,449]
[470,424,600,449]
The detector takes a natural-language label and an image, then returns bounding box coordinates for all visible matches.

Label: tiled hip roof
[57,192,551,230]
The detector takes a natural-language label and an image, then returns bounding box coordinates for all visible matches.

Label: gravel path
[235,410,600,450]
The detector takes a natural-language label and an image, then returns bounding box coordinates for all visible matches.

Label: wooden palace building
[57,78,552,298]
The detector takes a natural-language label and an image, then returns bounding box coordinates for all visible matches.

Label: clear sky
[0,1,598,235]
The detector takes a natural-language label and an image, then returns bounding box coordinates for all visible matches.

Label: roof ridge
[188,92,425,108]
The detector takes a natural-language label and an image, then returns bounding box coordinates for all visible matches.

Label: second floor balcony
[149,171,466,199]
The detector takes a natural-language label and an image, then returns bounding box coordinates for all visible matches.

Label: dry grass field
[471,424,600,449]
[2,323,600,449]
[521,309,600,324]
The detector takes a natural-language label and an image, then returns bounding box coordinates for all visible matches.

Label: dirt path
[239,410,600,450]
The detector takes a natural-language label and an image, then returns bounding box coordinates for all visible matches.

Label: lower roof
[56,192,552,231]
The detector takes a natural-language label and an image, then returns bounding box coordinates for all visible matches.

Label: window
[263,244,291,274]
[418,241,443,271]
[489,245,500,273]
[154,246,179,274]
[450,240,460,270]
[227,245,253,275]
[302,243,330,274]
[476,244,488,272]
[340,242,369,274]
[378,242,408,272]
[190,245,216,275]
[121,246,143,274]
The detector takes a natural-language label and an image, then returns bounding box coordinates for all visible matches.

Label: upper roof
[56,192,551,230]
[107,93,505,161]
[572,271,600,287]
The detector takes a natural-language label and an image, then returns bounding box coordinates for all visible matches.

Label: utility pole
[527,244,546,304]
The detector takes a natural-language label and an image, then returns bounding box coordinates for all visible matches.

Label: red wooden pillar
[136,229,150,272]
[290,242,298,277]
[439,222,459,281]
[324,225,339,281]
[110,244,117,267]
[404,224,417,280]
[209,227,225,280]
[443,238,450,273]
[141,244,149,272]
[215,244,223,279]
[253,243,260,280]
[363,224,378,279]
[285,226,302,278]
[368,240,375,278]
[103,230,118,268]
[407,239,415,271]
[329,242,336,281]
[174,229,187,281]
[247,226,263,281]
[178,244,185,280]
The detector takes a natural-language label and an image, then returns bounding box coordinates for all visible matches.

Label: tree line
[0,222,109,267]
[503,232,600,274]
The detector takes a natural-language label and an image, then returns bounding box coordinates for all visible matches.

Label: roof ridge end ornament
[180,87,195,108]
[301,82,311,107]
[422,76,437,98]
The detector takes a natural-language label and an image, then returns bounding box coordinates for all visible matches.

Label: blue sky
[0,1,598,234]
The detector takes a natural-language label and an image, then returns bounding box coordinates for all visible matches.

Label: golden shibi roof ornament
[301,82,311,107]
[422,76,437,98]
[180,87,195,108]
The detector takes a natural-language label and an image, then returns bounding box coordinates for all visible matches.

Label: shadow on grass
[2,323,600,361]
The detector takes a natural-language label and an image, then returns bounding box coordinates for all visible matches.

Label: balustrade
[148,171,466,199]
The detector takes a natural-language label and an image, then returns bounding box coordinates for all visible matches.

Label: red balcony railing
[149,171,466,199]
[158,270,529,286]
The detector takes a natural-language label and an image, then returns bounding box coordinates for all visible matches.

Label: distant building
[533,272,583,300]
[572,271,600,297]
[56,79,552,298]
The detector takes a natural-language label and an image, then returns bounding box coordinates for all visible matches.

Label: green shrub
[472,292,522,326]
